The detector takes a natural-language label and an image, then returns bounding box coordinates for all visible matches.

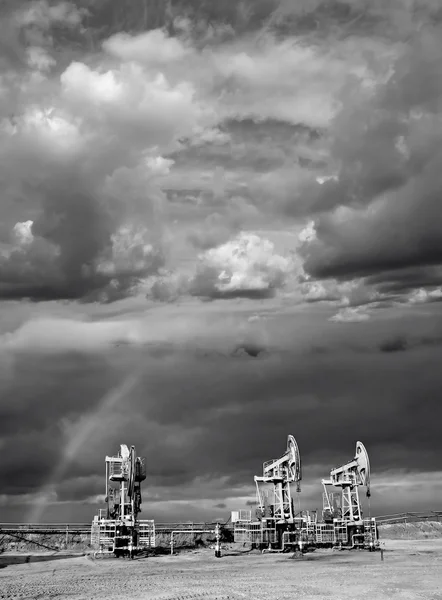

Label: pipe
[350,533,365,549]
[170,530,214,555]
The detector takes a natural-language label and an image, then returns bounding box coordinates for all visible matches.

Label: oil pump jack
[253,435,303,547]
[105,444,145,523]
[91,444,155,557]
[233,437,378,551]
[255,435,302,522]
[321,441,377,548]
[321,441,370,523]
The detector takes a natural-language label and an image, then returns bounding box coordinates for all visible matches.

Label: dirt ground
[1,539,442,600]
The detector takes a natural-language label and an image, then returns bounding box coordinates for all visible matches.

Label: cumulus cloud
[407,287,442,305]
[301,269,386,309]
[189,233,294,299]
[60,61,201,152]
[0,6,215,303]
[13,220,34,245]
[146,232,295,303]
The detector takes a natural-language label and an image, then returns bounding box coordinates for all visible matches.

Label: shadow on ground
[0,553,85,569]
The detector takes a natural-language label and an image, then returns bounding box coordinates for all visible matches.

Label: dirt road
[1,540,442,600]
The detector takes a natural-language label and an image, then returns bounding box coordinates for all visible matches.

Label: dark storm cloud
[3,306,442,514]
[0,351,118,437]
[1,429,62,495]
[300,22,442,292]
[55,475,103,502]
[379,336,408,353]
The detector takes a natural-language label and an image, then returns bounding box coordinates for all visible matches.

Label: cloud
[102,29,192,65]
[0,1,88,73]
[378,331,442,354]
[187,197,261,251]
[60,61,201,151]
[147,271,190,303]
[187,213,238,251]
[0,301,274,356]
[208,34,378,129]
[299,25,442,305]
[379,335,409,353]
[407,287,442,305]
[0,164,167,301]
[0,8,214,303]
[1,317,140,353]
[329,306,370,322]
[15,1,87,30]
[189,233,294,299]
[147,231,296,302]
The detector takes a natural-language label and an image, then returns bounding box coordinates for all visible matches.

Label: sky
[1,0,442,524]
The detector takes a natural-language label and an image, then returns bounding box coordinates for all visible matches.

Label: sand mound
[379,521,442,539]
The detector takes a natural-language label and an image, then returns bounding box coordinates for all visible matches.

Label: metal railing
[0,523,91,533]
[0,521,232,534]
[6,512,441,536]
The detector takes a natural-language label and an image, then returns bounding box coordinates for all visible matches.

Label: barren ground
[1,539,442,600]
